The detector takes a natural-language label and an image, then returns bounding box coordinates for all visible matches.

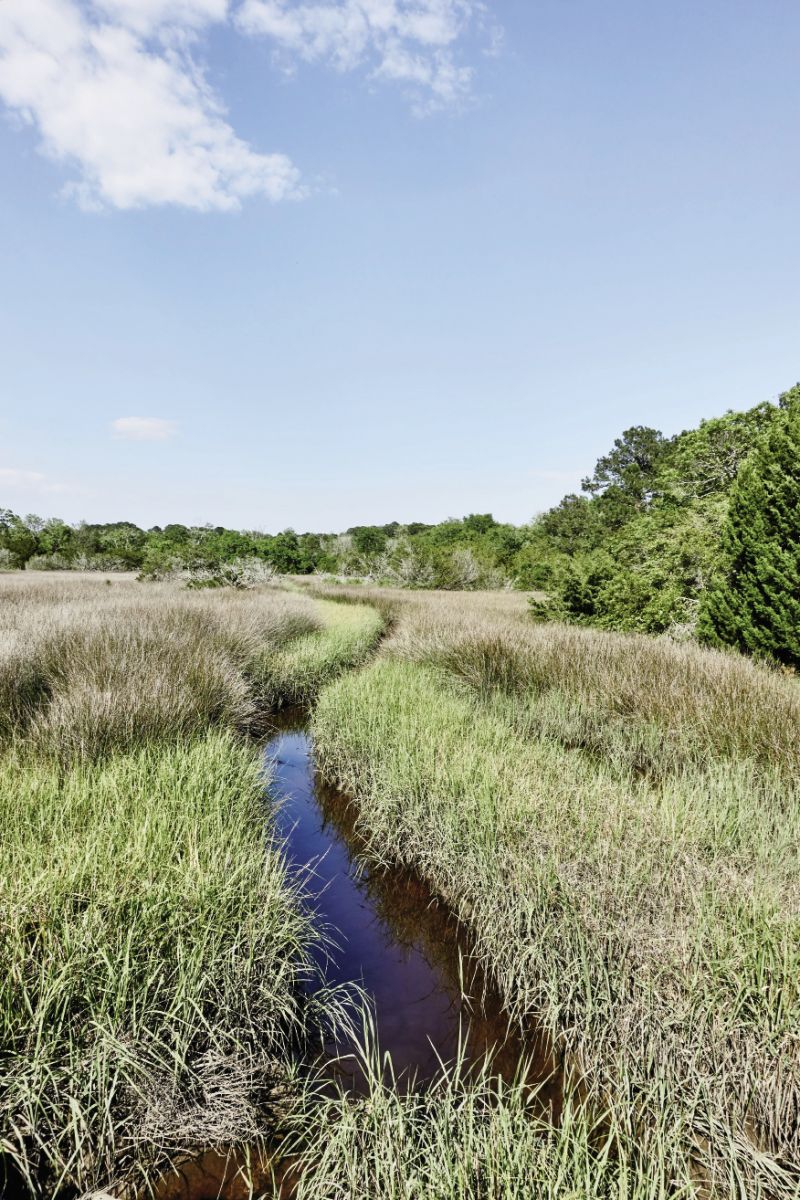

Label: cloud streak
[0,467,76,494]
[237,0,480,109]
[112,416,179,441]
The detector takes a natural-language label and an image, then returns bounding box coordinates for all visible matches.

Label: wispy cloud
[0,0,304,212]
[0,1,493,211]
[0,467,76,494]
[111,416,179,441]
[236,0,481,110]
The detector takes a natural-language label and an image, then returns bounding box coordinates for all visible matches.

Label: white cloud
[0,0,491,211]
[236,0,480,108]
[112,416,179,440]
[0,0,303,211]
[92,0,229,38]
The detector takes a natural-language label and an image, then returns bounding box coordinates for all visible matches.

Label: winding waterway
[267,709,560,1100]
[144,710,560,1199]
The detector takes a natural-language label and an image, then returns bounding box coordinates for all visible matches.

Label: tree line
[3,382,799,665]
[0,509,528,588]
[525,382,800,667]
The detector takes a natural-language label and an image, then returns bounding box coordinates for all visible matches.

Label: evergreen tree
[698,386,800,666]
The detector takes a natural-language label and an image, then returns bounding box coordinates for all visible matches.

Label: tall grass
[8,573,798,1195]
[0,574,387,1195]
[0,733,320,1196]
[285,1043,670,1200]
[249,599,385,708]
[384,591,800,780]
[312,594,800,1197]
[0,574,323,759]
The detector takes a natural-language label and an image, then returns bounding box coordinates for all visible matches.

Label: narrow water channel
[143,710,560,1199]
[266,709,558,1096]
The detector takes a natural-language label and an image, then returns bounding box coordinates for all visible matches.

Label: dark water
[63,712,560,1200]
[266,710,559,1098]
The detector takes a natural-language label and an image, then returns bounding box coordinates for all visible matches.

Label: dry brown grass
[306,581,800,778]
[364,589,800,780]
[0,572,321,759]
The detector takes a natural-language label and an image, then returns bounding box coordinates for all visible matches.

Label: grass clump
[249,599,385,708]
[313,640,800,1196]
[385,591,800,782]
[0,573,323,759]
[0,732,319,1196]
[286,1059,667,1200]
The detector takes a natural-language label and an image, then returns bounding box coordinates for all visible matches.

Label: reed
[284,1027,675,1200]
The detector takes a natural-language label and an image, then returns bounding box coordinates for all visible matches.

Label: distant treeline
[0,510,532,589]
[3,383,799,658]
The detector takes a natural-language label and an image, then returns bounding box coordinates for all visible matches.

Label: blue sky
[1,0,798,532]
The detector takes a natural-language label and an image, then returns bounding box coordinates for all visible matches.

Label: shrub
[25,553,76,571]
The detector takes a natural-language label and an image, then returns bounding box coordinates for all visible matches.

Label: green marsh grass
[0,733,320,1195]
[0,574,386,1195]
[6,572,798,1197]
[312,593,800,1197]
[287,1064,682,1200]
[249,599,385,708]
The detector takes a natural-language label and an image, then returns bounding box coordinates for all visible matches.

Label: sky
[1,0,799,533]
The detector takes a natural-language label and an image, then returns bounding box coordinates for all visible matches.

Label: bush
[184,558,278,590]
[25,553,75,571]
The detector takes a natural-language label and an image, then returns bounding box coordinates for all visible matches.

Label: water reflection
[266,711,559,1104]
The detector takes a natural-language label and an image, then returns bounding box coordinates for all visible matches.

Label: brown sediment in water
[142,1148,301,1200]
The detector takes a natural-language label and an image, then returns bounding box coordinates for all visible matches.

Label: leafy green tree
[482,523,525,570]
[265,529,305,574]
[668,404,775,499]
[0,510,40,567]
[699,387,800,665]
[462,513,497,536]
[97,522,147,567]
[38,518,75,559]
[425,520,466,547]
[536,494,606,554]
[162,523,190,545]
[582,426,669,505]
[350,526,388,556]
